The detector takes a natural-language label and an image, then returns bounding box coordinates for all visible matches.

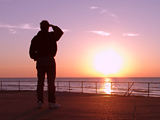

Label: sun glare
[102,78,113,94]
[94,50,123,75]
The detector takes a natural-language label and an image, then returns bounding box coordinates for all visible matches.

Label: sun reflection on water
[102,78,113,94]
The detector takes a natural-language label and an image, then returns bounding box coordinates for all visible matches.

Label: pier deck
[0,91,160,120]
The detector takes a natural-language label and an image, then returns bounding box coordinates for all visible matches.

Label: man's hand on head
[49,24,54,27]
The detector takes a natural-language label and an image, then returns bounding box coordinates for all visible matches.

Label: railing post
[96,82,97,94]
[148,83,150,97]
[111,82,112,95]
[82,81,83,93]
[128,82,129,96]
[69,81,70,92]
[0,81,1,90]
[57,81,59,92]
[19,81,20,91]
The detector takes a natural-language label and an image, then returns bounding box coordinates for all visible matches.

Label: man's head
[40,20,50,32]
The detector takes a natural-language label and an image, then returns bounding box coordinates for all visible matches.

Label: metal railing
[1,81,160,97]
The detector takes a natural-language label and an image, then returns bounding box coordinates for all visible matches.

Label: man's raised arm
[50,25,64,41]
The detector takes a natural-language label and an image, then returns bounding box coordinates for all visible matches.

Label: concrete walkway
[0,91,160,120]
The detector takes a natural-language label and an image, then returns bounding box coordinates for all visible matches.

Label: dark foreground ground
[0,91,160,120]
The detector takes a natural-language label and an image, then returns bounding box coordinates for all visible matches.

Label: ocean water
[0,77,160,97]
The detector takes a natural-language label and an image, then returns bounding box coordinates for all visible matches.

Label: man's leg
[47,58,56,103]
[37,69,45,103]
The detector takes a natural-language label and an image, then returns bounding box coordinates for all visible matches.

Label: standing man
[29,20,63,109]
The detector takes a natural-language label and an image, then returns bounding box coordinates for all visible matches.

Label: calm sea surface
[0,77,160,97]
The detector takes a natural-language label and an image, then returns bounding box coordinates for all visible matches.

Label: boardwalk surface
[0,91,160,120]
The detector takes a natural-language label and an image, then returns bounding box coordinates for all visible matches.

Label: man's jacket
[29,26,63,61]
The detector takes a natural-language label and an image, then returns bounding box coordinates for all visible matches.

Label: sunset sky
[0,0,160,78]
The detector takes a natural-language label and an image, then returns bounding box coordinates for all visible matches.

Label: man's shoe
[38,102,44,109]
[49,103,60,109]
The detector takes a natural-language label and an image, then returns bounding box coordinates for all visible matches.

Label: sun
[94,50,123,75]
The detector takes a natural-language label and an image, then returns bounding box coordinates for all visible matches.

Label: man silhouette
[29,20,63,108]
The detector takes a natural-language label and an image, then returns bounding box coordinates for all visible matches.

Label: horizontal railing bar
[1,80,160,84]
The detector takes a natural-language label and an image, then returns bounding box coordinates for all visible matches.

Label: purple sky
[0,0,160,77]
